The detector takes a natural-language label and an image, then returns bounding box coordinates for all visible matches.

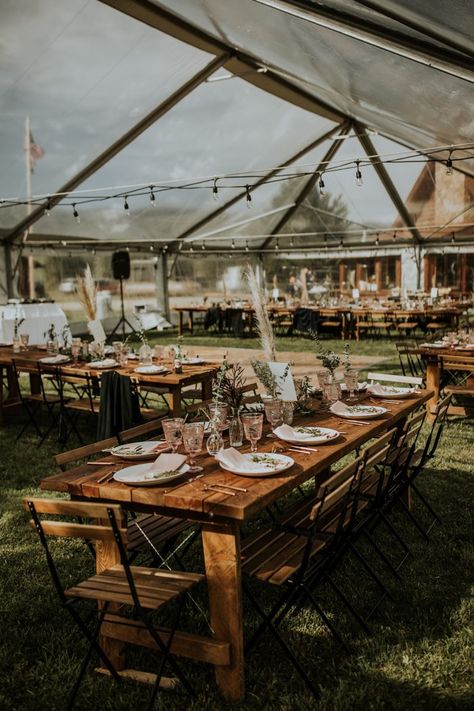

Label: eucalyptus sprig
[13,317,25,338]
[310,331,348,376]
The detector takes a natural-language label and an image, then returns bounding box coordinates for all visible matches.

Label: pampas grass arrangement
[244,265,276,361]
[77,265,97,322]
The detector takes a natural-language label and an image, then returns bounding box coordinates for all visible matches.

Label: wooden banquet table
[418,343,474,420]
[0,346,219,419]
[40,390,431,701]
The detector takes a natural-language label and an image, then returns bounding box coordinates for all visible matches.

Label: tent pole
[355,121,424,245]
[1,53,230,246]
[261,120,351,248]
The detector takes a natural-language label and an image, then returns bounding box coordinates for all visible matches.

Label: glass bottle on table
[344,368,358,401]
[174,345,183,373]
[229,408,244,447]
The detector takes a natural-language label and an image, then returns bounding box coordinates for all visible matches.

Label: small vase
[139,343,153,366]
[206,427,224,456]
[282,401,295,425]
[229,410,243,447]
[12,337,21,354]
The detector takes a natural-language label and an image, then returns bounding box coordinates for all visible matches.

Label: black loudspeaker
[112,250,130,280]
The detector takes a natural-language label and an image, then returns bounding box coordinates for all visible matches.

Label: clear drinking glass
[208,403,229,431]
[20,333,29,351]
[162,418,184,453]
[154,345,163,362]
[344,369,358,401]
[119,344,129,367]
[71,342,81,364]
[282,401,295,425]
[264,399,283,436]
[242,413,263,453]
[182,422,205,472]
[112,341,122,359]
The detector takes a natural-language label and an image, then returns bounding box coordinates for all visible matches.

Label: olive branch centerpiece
[311,331,351,378]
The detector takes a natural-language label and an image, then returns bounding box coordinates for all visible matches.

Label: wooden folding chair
[23,497,201,709]
[367,371,424,388]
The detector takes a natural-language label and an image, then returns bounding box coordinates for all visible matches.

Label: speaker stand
[109,277,138,340]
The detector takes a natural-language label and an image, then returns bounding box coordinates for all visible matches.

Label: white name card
[87,319,106,343]
[268,361,297,402]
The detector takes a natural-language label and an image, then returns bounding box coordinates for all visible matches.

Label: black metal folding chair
[24,497,202,710]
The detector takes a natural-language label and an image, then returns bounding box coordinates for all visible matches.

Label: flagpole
[25,115,35,299]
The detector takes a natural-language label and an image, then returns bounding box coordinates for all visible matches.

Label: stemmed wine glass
[182,422,205,472]
[264,399,283,437]
[241,413,263,453]
[162,418,184,453]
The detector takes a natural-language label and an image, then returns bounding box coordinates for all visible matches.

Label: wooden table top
[41,391,431,523]
[0,346,220,385]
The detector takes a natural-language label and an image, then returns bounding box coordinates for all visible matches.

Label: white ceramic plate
[39,355,71,364]
[218,452,294,477]
[114,462,189,486]
[134,365,168,374]
[369,385,415,399]
[89,359,118,369]
[330,404,388,419]
[110,441,168,460]
[183,357,205,365]
[274,425,341,445]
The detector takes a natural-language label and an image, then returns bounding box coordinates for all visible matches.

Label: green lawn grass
[0,335,472,710]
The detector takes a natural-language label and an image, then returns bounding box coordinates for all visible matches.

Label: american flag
[25,130,45,172]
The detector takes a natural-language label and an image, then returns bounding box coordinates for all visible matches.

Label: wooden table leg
[188,310,194,334]
[425,358,440,422]
[95,528,126,670]
[169,386,182,417]
[201,521,245,702]
[178,311,183,337]
[202,375,213,402]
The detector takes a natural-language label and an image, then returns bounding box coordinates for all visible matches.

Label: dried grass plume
[77,264,97,322]
[244,264,276,361]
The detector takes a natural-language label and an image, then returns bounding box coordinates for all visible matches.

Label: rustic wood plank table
[40,391,431,701]
[0,346,219,419]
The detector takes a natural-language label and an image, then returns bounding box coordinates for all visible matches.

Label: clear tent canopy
[0,0,473,268]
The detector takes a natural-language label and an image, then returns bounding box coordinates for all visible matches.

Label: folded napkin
[144,453,186,479]
[341,380,367,391]
[40,354,70,363]
[368,383,412,396]
[329,401,352,416]
[90,358,117,368]
[215,447,262,472]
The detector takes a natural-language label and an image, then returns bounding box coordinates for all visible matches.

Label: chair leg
[323,571,372,636]
[361,528,404,580]
[347,540,394,602]
[147,604,180,710]
[396,497,430,541]
[65,603,120,711]
[300,582,350,652]
[243,584,319,696]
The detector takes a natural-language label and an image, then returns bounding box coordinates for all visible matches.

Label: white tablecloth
[0,303,68,344]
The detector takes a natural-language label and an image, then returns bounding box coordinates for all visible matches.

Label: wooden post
[201,521,245,702]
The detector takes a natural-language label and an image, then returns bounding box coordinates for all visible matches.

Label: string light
[355,160,363,187]
[324,235,328,249]
[446,150,453,175]
[45,197,51,216]
[123,195,130,214]
[201,240,206,250]
[339,236,344,248]
[375,232,380,246]
[189,243,194,252]
[393,231,397,242]
[275,238,279,251]
[72,204,80,224]
[318,173,325,196]
[149,186,156,206]
[290,235,294,247]
[451,231,456,244]
[213,177,219,201]
[149,244,154,252]
[245,240,249,252]
[60,240,67,247]
[231,239,236,249]
[245,184,252,208]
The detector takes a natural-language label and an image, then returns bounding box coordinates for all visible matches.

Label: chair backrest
[441,355,474,373]
[367,371,424,387]
[418,393,451,466]
[185,398,214,419]
[310,454,364,528]
[11,358,36,404]
[24,497,128,601]
[58,368,99,413]
[118,416,165,444]
[54,436,119,470]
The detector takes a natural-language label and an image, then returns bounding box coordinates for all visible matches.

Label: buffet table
[0,303,68,344]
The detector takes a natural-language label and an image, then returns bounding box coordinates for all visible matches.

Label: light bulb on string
[245,184,252,208]
[231,239,236,249]
[324,235,328,249]
[393,231,397,242]
[201,240,206,251]
[245,240,249,252]
[189,243,194,253]
[290,235,294,247]
[212,177,219,201]
[149,244,154,252]
[355,160,363,187]
[339,236,344,248]
[72,204,80,224]
[124,196,130,215]
[446,150,453,175]
[149,186,156,207]
[375,233,380,247]
[60,240,67,247]
[275,238,279,252]
[318,173,325,196]
[45,197,51,216]
[451,231,455,244]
